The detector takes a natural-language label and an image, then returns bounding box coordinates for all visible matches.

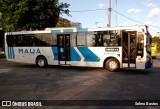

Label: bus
[151,42,157,58]
[5,25,152,71]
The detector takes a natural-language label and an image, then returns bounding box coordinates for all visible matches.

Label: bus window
[7,33,57,47]
[7,35,14,47]
[77,33,86,46]
[146,34,152,55]
[34,34,57,46]
[103,31,121,47]
[137,32,144,57]
[87,32,93,46]
[103,34,110,46]
[70,33,77,46]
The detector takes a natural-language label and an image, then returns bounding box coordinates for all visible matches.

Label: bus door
[57,34,71,65]
[122,31,136,68]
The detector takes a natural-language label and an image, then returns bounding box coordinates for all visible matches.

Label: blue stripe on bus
[9,47,11,59]
[51,30,61,33]
[70,47,81,61]
[8,47,10,59]
[12,47,15,59]
[8,47,15,59]
[7,32,12,35]
[51,47,58,60]
[77,47,100,62]
[63,29,73,33]
[77,28,88,32]
[50,28,88,33]
[10,47,12,59]
[9,47,13,59]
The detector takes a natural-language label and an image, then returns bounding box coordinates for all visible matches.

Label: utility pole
[107,0,111,27]
[116,0,117,26]
[95,22,98,28]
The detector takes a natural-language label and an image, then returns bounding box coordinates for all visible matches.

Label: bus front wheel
[105,58,120,72]
[36,56,48,68]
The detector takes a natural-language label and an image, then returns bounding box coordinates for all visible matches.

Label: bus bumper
[145,60,152,69]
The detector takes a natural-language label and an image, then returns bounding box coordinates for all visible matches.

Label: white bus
[5,25,152,71]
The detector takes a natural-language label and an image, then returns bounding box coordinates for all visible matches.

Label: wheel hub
[109,61,117,69]
[38,59,45,67]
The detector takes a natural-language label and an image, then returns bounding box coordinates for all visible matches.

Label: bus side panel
[136,52,152,69]
[9,47,59,65]
[136,57,145,69]
[46,47,59,65]
[136,49,148,69]
[32,47,59,65]
[70,47,87,67]
[6,47,16,62]
[70,47,122,68]
[13,47,40,64]
[88,47,122,67]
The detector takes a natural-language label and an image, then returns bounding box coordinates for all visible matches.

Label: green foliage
[0,0,70,31]
[152,36,159,43]
[152,36,160,52]
[0,13,2,27]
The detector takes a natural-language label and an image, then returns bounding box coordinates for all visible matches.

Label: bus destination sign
[105,48,119,52]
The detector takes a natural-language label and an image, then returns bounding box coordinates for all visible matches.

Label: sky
[59,0,160,36]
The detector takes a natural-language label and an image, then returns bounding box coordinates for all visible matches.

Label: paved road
[0,55,160,109]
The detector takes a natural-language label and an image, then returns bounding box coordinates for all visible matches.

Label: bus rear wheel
[36,56,48,68]
[105,58,120,72]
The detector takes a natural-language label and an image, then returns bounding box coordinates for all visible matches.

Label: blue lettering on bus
[36,49,41,54]
[30,49,35,54]
[25,49,29,54]
[18,48,41,54]
[18,49,23,54]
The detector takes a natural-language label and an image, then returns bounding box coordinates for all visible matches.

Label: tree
[152,36,160,52]
[0,0,70,31]
[0,12,2,27]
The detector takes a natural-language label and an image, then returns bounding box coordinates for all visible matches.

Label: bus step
[60,64,71,67]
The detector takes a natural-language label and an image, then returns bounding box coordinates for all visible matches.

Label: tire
[36,56,48,68]
[105,58,120,72]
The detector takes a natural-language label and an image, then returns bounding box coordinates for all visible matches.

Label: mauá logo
[18,48,41,54]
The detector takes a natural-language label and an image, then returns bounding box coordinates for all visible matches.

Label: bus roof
[5,25,149,35]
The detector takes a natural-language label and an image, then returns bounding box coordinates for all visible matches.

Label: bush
[0,53,5,58]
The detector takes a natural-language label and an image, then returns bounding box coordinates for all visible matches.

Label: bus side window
[92,32,103,46]
[118,36,121,46]
[137,42,143,57]
[137,33,144,57]
[7,35,14,47]
[77,33,86,46]
[103,39,109,46]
